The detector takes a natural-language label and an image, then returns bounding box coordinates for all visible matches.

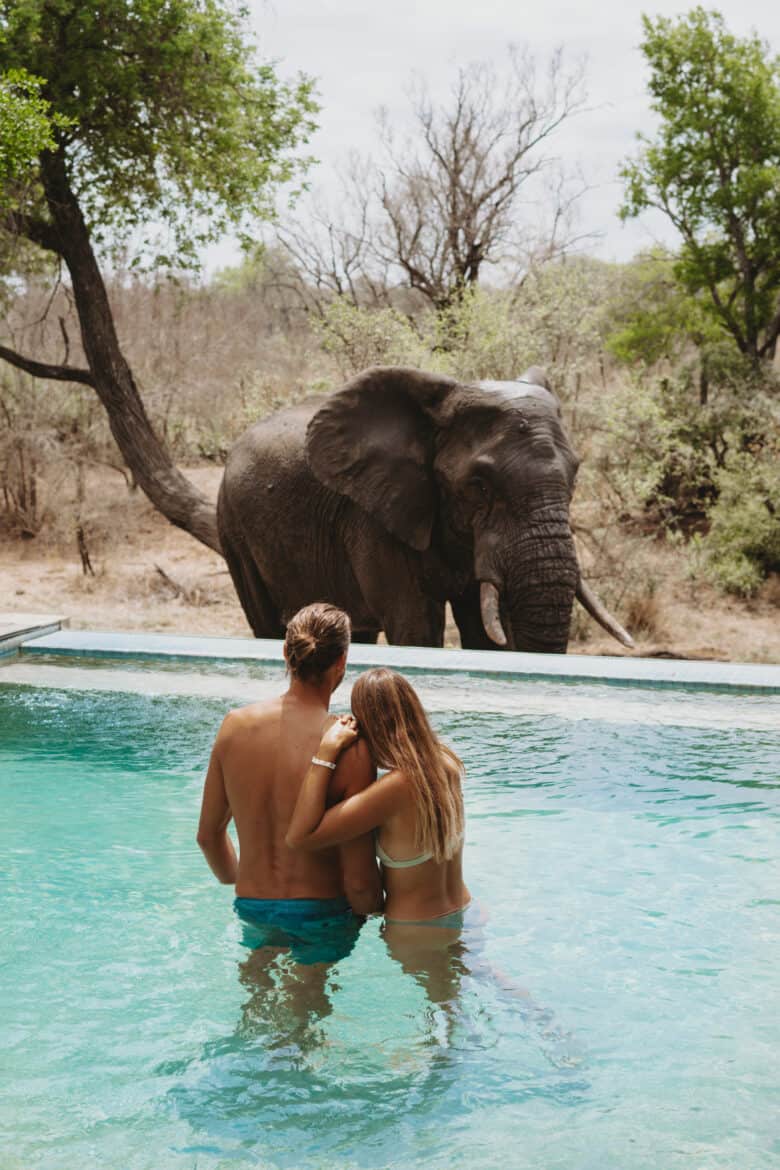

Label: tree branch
[2,210,61,253]
[759,295,780,360]
[0,344,94,386]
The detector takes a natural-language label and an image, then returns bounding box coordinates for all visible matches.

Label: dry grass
[760,573,780,608]
[621,585,664,641]
[2,466,246,636]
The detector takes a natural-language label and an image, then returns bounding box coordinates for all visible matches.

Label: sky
[206,0,780,271]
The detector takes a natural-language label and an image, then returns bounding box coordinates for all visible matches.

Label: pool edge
[11,626,780,693]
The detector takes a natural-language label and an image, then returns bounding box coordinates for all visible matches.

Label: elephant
[217,365,633,653]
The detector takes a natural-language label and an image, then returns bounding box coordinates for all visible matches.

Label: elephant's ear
[306,366,458,551]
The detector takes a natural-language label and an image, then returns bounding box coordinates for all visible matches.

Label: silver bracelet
[311,756,337,771]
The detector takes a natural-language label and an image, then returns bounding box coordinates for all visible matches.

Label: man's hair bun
[284,603,351,682]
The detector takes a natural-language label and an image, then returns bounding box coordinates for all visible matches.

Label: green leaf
[619,7,780,362]
[0,68,63,190]
[0,0,319,266]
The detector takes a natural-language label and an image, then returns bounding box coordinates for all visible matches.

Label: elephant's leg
[347,526,445,647]
[350,629,381,644]
[382,595,445,646]
[451,586,499,651]
[222,539,284,639]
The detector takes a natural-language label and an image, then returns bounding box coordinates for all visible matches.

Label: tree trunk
[39,153,222,554]
[699,358,709,406]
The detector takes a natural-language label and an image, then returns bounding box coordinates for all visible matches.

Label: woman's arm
[286,717,405,851]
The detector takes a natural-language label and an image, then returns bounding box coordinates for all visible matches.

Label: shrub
[314,299,432,377]
[314,262,615,395]
[593,357,778,534]
[697,454,780,596]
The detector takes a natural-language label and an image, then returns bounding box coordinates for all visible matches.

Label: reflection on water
[236,945,338,1054]
[5,657,780,733]
[165,908,586,1167]
[2,683,779,1169]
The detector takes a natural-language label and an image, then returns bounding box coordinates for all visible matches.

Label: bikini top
[374,830,464,869]
[375,833,433,869]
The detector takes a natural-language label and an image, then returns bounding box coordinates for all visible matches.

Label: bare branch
[272,47,588,312]
[0,344,95,386]
[2,211,60,254]
[372,46,588,306]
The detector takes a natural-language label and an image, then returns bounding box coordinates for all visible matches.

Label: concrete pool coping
[0,612,68,656]
[4,621,780,692]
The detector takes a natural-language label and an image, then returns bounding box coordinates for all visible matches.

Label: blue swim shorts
[233,896,361,966]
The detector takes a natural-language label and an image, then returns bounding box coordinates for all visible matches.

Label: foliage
[315,299,432,378]
[595,357,778,536]
[441,260,612,393]
[620,8,780,361]
[314,261,614,397]
[0,68,63,189]
[605,248,720,367]
[0,0,318,266]
[695,452,780,595]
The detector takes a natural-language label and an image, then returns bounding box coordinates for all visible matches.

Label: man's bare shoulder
[331,736,376,798]
[218,697,282,740]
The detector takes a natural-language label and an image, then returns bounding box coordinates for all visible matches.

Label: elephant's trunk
[478,501,579,654]
[503,561,579,654]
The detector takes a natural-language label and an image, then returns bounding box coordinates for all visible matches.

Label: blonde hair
[350,668,464,863]
[284,603,351,682]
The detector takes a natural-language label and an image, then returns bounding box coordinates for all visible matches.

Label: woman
[286,667,470,927]
[286,671,562,1048]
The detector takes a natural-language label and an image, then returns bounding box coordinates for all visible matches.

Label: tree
[0,69,60,187]
[279,48,587,312]
[0,0,317,551]
[620,8,780,364]
[605,247,725,403]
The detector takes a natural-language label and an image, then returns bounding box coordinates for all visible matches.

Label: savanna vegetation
[1,4,778,657]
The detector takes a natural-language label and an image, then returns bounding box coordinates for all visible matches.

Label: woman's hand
[320,714,359,756]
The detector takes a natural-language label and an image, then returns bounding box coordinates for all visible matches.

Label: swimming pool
[2,656,779,1169]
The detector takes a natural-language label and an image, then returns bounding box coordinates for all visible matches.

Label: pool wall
[2,617,780,693]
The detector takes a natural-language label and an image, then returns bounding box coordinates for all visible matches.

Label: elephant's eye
[468,476,490,499]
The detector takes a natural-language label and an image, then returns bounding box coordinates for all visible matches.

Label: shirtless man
[197,602,382,969]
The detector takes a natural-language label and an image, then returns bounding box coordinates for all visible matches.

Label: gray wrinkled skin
[217,365,581,652]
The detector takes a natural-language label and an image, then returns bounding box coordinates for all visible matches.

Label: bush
[0,367,109,536]
[315,299,432,377]
[593,356,778,534]
[697,454,780,596]
[315,261,615,394]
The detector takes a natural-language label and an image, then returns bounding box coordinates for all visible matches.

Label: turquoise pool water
[1,673,779,1169]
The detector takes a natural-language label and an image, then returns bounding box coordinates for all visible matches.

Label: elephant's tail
[217,482,284,639]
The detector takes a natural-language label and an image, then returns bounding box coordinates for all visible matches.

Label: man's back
[200,690,380,912]
[221,693,345,899]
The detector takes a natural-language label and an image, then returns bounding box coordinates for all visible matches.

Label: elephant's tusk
[576,579,635,649]
[480,581,508,647]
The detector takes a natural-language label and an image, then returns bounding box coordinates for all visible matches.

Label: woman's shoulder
[439,743,463,775]
[377,765,409,787]
[376,767,416,802]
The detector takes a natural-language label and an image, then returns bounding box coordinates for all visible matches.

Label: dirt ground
[2,465,779,663]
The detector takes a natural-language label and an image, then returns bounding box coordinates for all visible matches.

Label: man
[197,602,382,970]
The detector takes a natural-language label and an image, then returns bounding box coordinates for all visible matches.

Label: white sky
[206,0,780,271]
